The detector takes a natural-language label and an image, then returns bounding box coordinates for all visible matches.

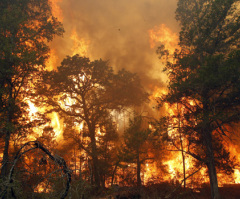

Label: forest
[0,0,240,199]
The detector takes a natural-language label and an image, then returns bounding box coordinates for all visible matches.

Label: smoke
[49,0,179,100]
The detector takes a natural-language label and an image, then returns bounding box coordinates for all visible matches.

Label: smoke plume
[49,0,179,94]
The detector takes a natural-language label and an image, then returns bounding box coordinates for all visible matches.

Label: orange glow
[155,98,240,186]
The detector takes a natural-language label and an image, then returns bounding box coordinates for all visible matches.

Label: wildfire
[151,95,240,187]
[37,0,90,142]
[22,4,240,191]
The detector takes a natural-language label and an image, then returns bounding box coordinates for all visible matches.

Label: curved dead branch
[1,141,71,199]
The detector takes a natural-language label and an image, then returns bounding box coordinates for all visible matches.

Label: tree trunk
[180,135,186,189]
[178,105,186,189]
[1,131,11,178]
[205,130,221,199]
[207,160,220,199]
[137,152,141,187]
[89,128,100,189]
[1,87,13,178]
[111,162,119,186]
[202,101,220,199]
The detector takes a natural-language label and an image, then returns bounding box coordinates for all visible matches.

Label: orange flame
[50,112,63,140]
[34,181,52,193]
[148,24,178,53]
[70,29,90,56]
[46,48,58,70]
[48,0,63,22]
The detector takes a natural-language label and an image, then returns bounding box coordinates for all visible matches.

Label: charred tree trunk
[1,141,71,199]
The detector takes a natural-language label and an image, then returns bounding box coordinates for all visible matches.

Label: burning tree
[37,54,148,189]
[0,0,64,179]
[159,0,240,198]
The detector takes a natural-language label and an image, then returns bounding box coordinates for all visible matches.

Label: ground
[93,183,240,199]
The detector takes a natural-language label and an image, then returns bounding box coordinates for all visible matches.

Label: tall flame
[70,29,90,56]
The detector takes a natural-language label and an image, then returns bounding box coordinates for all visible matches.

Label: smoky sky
[50,0,179,93]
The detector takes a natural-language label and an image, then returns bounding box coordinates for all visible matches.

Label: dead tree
[0,141,71,199]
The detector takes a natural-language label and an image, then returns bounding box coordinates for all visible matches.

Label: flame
[151,95,240,186]
[148,24,179,53]
[34,180,52,193]
[50,112,63,139]
[233,169,240,183]
[70,29,90,56]
[27,101,38,118]
[227,143,240,184]
[46,49,58,70]
[48,0,63,22]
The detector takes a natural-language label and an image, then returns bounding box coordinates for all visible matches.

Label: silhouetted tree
[37,55,148,189]
[160,1,240,198]
[122,115,154,187]
[0,0,64,178]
